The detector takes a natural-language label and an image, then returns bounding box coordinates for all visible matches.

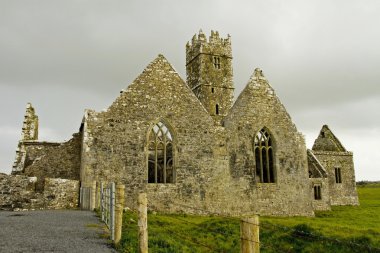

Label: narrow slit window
[335,167,342,183]
[211,87,214,93]
[147,121,174,184]
[215,104,219,115]
[314,185,322,200]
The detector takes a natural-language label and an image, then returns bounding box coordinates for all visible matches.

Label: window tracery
[147,121,174,183]
[254,128,275,183]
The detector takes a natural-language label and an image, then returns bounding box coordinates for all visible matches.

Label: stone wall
[223,69,314,216]
[310,178,331,211]
[0,174,79,211]
[20,141,60,171]
[0,173,42,210]
[80,56,316,217]
[44,178,79,209]
[12,103,39,174]
[23,133,82,189]
[81,55,264,216]
[313,151,359,206]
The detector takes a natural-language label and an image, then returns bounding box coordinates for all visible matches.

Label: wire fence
[120,200,380,253]
[100,182,115,241]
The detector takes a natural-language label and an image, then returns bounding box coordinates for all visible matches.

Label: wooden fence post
[138,193,148,253]
[90,180,96,211]
[240,215,260,253]
[114,184,125,245]
[95,181,101,210]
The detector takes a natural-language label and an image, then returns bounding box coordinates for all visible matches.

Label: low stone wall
[0,173,42,210]
[0,173,79,211]
[44,178,79,209]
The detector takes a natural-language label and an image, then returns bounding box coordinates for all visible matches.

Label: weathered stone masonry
[4,30,359,215]
[311,125,359,206]
[0,174,79,211]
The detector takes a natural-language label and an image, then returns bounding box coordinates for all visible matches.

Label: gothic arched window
[147,121,174,183]
[254,128,275,183]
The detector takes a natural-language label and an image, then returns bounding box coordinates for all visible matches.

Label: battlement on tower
[186,30,232,65]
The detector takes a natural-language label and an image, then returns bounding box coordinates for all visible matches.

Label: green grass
[117,183,380,252]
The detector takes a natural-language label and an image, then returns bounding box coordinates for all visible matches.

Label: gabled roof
[125,54,187,92]
[312,125,346,152]
[224,68,297,132]
[101,54,212,122]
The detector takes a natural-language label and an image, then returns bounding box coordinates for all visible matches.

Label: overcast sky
[0,0,379,180]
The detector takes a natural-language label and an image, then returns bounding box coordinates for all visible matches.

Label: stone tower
[12,103,39,174]
[186,30,234,124]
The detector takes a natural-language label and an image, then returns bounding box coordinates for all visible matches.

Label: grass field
[117,183,380,252]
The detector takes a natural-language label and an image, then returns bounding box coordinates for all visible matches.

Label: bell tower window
[213,56,221,69]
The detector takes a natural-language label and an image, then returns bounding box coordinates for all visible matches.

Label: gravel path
[0,210,118,253]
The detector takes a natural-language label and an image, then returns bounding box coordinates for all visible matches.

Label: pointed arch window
[254,128,275,183]
[148,121,174,183]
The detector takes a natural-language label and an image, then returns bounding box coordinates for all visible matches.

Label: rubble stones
[0,174,79,211]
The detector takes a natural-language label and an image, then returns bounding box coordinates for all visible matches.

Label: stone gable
[312,126,358,206]
[81,54,225,211]
[312,125,346,152]
[224,68,314,216]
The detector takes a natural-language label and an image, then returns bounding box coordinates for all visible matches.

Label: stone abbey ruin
[2,30,359,215]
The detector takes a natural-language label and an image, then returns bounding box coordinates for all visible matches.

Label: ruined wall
[0,173,42,210]
[313,151,359,206]
[21,142,60,170]
[81,55,258,215]
[23,133,82,189]
[310,178,331,211]
[0,174,79,210]
[44,178,79,209]
[12,103,39,174]
[307,150,331,211]
[223,69,314,216]
[312,125,359,206]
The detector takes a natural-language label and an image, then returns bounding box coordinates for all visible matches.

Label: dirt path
[0,210,117,253]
